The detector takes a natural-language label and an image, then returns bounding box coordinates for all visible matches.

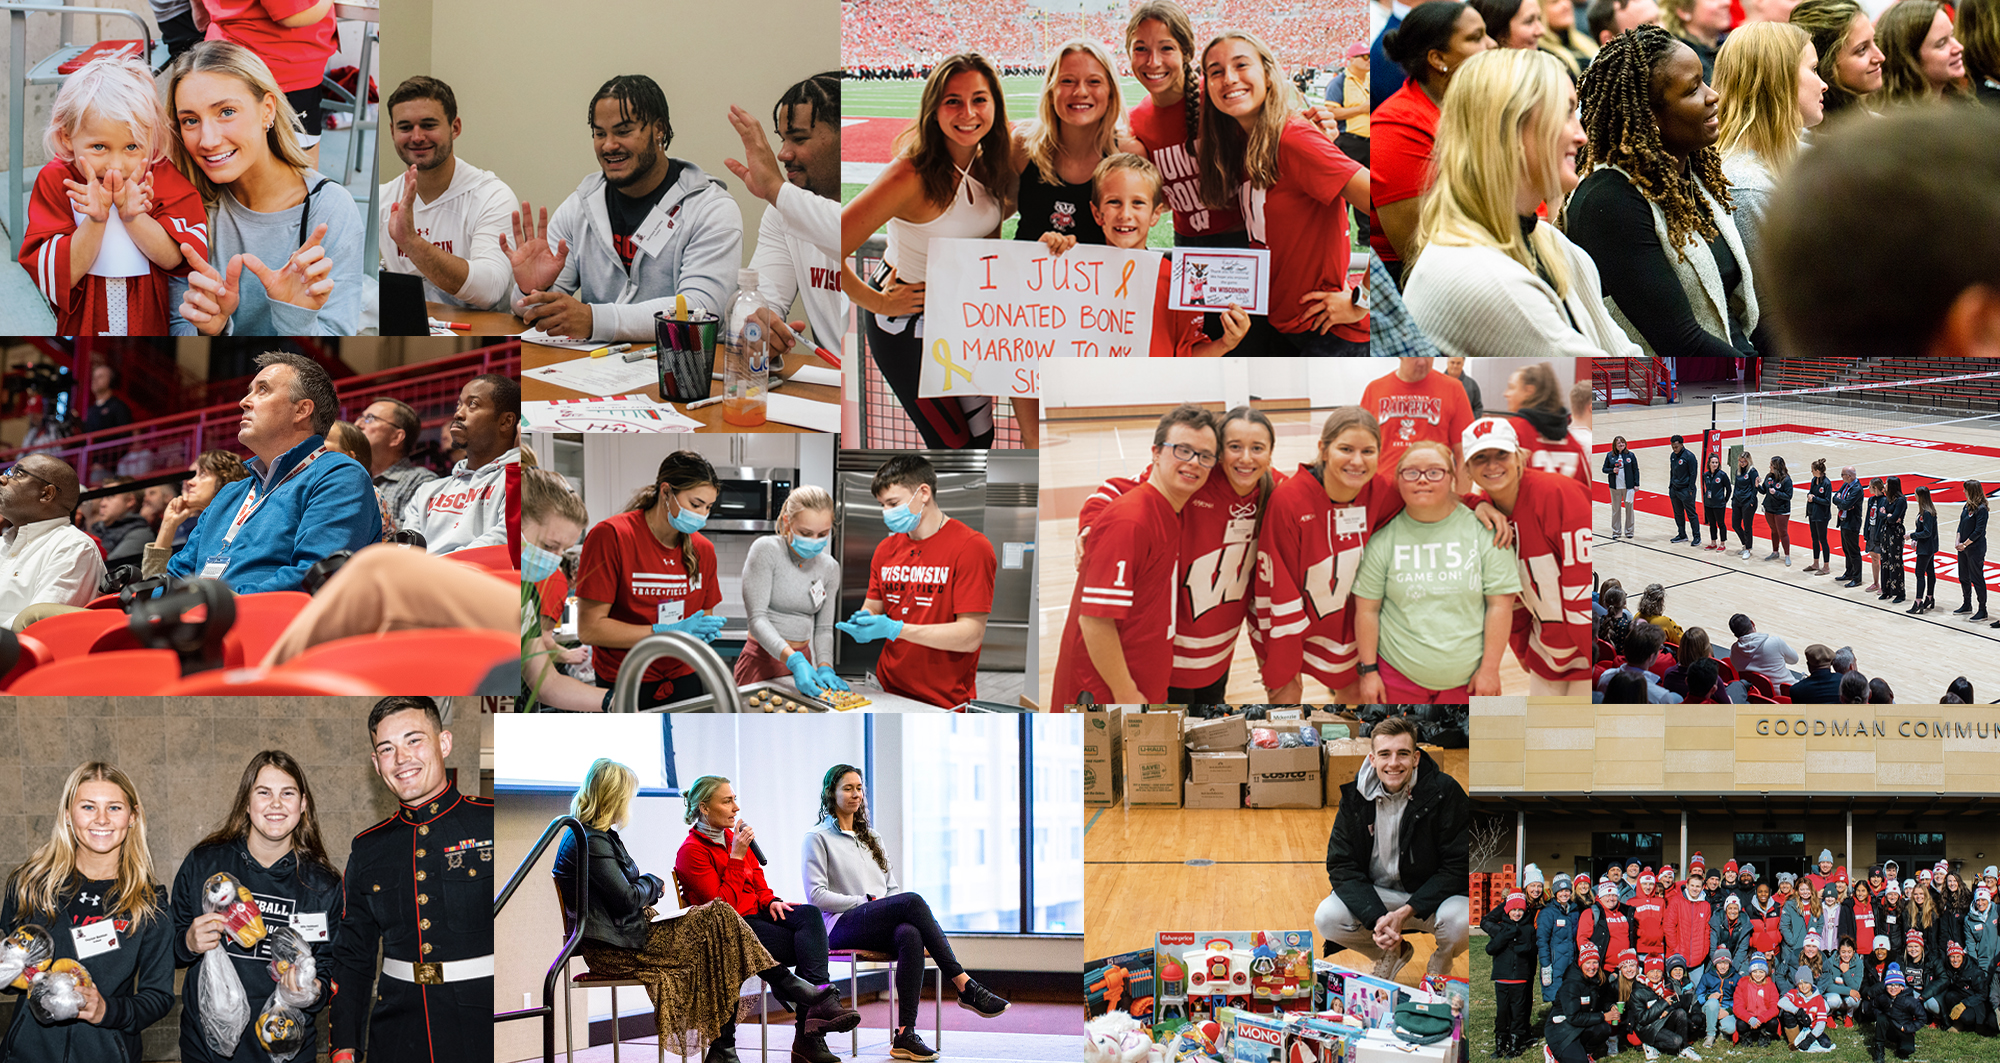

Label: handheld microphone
[750,838,769,866]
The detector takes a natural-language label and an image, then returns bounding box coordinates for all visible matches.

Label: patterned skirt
[579,898,778,1057]
[1881,521,1906,597]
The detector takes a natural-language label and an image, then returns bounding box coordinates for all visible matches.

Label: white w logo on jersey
[1185,541,1255,620]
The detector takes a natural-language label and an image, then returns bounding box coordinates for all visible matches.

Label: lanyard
[223,445,328,546]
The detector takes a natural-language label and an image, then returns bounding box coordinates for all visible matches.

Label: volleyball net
[1712,368,2000,452]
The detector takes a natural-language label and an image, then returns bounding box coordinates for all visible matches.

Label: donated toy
[27,957,92,1023]
[255,996,308,1062]
[1249,932,1311,999]
[198,872,262,1053]
[0,925,53,989]
[1084,1012,1165,1063]
[205,872,268,948]
[1186,947,1254,999]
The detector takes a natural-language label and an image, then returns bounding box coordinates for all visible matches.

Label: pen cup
[654,311,720,402]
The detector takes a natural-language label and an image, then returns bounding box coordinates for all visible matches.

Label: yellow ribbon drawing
[932,339,976,392]
[1114,258,1136,299]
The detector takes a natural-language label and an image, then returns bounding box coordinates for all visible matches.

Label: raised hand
[385,165,420,251]
[722,103,787,205]
[501,201,570,294]
[108,169,154,222]
[63,161,113,224]
[178,240,242,336]
[242,222,334,311]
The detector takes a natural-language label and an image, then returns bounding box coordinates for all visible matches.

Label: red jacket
[1577,903,1636,961]
[1735,975,1782,1025]
[1750,900,1784,957]
[1630,893,1668,956]
[1665,889,1715,970]
[674,825,777,917]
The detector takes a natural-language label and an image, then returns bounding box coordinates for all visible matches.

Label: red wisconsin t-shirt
[1240,117,1365,341]
[1053,484,1182,705]
[1128,94,1244,239]
[867,518,997,708]
[203,0,338,92]
[1366,79,1440,269]
[575,509,722,687]
[1359,369,1476,471]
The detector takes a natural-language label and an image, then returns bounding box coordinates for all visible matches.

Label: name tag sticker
[1224,519,1255,545]
[656,600,684,625]
[1335,507,1367,535]
[73,920,119,958]
[809,579,826,609]
[292,912,330,943]
[200,557,229,579]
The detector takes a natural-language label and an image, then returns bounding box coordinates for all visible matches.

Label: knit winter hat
[1836,867,1849,883]
[1936,860,1950,879]
[1725,894,1742,909]
[1819,849,1834,864]
[1660,865,1677,881]
[1885,879,1903,896]
[1713,946,1731,964]
[1874,935,1891,953]
[1985,865,1997,880]
[1886,964,1906,987]
[1978,887,1992,904]
[1920,869,1933,884]
[1902,879,1915,892]
[1599,882,1620,899]
[1907,929,1925,948]
[1741,863,1757,878]
[1506,891,1528,912]
[1640,872,1657,886]
[1574,873,1593,894]
[1804,932,1821,950]
[1580,942,1601,965]
[1795,965,1814,986]
[1750,954,1769,973]
[1950,941,1966,959]
[1525,864,1545,887]
[1778,872,1797,886]
[1555,874,1573,894]
[1691,853,1706,873]
[1647,956,1666,978]
[1618,949,1640,971]
[1725,859,1739,874]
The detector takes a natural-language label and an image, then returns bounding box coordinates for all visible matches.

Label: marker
[621,346,660,362]
[813,344,842,370]
[590,343,634,358]
[427,318,471,331]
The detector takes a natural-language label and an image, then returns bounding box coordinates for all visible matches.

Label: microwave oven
[707,467,794,531]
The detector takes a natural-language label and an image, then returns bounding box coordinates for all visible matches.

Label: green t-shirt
[1354,504,1522,691]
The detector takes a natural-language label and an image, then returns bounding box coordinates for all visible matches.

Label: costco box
[1189,751,1249,784]
[1247,745,1321,808]
[1186,713,1249,751]
[1123,710,1185,808]
[1184,779,1243,809]
[1084,708,1123,807]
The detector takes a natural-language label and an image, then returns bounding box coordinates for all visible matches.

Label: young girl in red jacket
[674,776,860,1063]
[1733,954,1782,1045]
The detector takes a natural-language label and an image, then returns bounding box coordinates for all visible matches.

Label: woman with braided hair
[1787,0,1884,118]
[1563,24,1766,357]
[802,764,1011,1060]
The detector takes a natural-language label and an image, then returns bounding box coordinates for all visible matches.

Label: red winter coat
[1630,894,1668,957]
[1749,900,1784,958]
[1578,902,1637,962]
[1735,974,1782,1025]
[674,825,778,917]
[1665,889,1716,969]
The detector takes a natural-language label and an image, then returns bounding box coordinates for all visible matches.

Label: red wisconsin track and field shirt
[867,518,996,708]
[575,509,721,687]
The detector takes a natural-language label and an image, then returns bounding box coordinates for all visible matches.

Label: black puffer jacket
[553,826,666,951]
[1327,749,1470,925]
[1483,903,1538,982]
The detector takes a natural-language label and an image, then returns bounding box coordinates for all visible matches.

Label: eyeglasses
[0,466,48,486]
[1163,443,1217,467]
[1398,468,1450,483]
[356,412,387,426]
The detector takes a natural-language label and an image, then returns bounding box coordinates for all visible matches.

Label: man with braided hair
[725,72,847,366]
[1563,24,1767,358]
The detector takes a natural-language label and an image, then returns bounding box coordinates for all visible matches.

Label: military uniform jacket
[331,776,492,1063]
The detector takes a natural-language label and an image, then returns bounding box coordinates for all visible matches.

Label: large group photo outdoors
[840,0,1368,453]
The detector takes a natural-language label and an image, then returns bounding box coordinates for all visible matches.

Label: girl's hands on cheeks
[106,169,155,222]
[63,160,113,224]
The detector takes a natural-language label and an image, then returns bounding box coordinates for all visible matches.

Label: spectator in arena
[84,362,134,433]
[1663,0,1733,81]
[1586,0,1665,47]
[0,455,105,628]
[322,420,398,537]
[841,54,1013,449]
[1787,644,1842,702]
[1761,107,2000,360]
[1541,0,1601,72]
[1876,0,1966,104]
[1957,480,1990,622]
[1702,451,1731,551]
[1601,670,1649,702]
[1867,678,1894,704]
[1788,0,1884,118]
[734,487,846,698]
[1330,43,1373,167]
[1908,486,1939,614]
[1715,22,1825,314]
[379,76,518,311]
[165,352,379,593]
[1475,0,1549,48]
[1683,656,1725,703]
[503,75,743,342]
[1838,671,1868,704]
[1876,475,1906,604]
[141,484,171,530]
[90,477,153,573]
[198,0,336,168]
[1595,621,1684,702]
[404,374,518,555]
[356,397,439,525]
[1802,458,1833,574]
[1125,2,1249,246]
[1659,624,1711,696]
[1636,583,1682,645]
[1757,455,1793,566]
[167,41,364,337]
[1373,3,1495,286]
[1599,582,1632,647]
[1946,677,1975,703]
[1567,26,1764,358]
[1962,0,2000,104]
[1401,50,1642,358]
[1728,612,1798,689]
[143,449,249,573]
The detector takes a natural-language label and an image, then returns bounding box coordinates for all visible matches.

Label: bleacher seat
[279,629,516,693]
[0,634,52,688]
[21,610,130,661]
[159,668,386,695]
[444,544,512,571]
[5,649,179,694]
[221,591,313,667]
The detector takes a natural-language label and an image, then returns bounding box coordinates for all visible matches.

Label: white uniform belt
[383,954,494,984]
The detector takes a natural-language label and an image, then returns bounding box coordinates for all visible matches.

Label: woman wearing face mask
[576,451,726,709]
[1075,406,1283,705]
[0,762,172,1062]
[803,765,1011,1062]
[735,486,847,698]
[172,751,339,1063]
[143,449,249,574]
[1789,0,1885,117]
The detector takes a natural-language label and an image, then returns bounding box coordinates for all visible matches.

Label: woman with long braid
[802,764,1011,1061]
[1563,25,1765,357]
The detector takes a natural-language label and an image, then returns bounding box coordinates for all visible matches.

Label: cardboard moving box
[1123,711,1186,808]
[1085,708,1124,807]
[1185,714,1249,752]
[1189,751,1249,784]
[1184,780,1243,809]
[1247,743,1322,808]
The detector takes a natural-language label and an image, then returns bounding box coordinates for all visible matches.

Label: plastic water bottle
[721,268,768,427]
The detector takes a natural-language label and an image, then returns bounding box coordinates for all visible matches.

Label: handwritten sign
[918,238,1161,399]
[1167,248,1272,315]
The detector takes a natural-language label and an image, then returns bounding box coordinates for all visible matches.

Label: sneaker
[1703,1035,1715,1048]
[1784,556,1792,566]
[1765,552,1781,561]
[1670,535,1689,544]
[890,1029,941,1061]
[1681,1050,1702,1061]
[1742,549,1753,559]
[1844,1016,1854,1029]
[1373,940,1417,983]
[957,979,1011,1018]
[1644,1045,1661,1061]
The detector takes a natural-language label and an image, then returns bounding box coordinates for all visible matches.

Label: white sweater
[378,158,519,310]
[1403,234,1643,358]
[403,447,516,555]
[750,182,849,351]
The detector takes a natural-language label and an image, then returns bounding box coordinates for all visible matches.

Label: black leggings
[745,904,832,987]
[1732,500,1756,548]
[1704,502,1727,542]
[864,307,993,450]
[1810,519,1830,563]
[827,892,969,1028]
[1916,550,1937,601]
[1963,547,1989,610]
[1169,675,1229,706]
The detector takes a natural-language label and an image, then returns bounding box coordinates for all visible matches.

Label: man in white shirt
[0,455,106,629]
[724,74,848,362]
[380,76,519,310]
[404,374,518,555]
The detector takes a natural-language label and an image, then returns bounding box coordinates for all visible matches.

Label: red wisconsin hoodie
[1631,893,1667,955]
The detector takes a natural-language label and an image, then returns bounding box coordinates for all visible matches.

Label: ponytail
[627,451,720,578]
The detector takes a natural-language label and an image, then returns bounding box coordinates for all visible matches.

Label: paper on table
[763,393,840,433]
[522,395,702,433]
[518,327,602,350]
[787,365,841,388]
[523,357,660,397]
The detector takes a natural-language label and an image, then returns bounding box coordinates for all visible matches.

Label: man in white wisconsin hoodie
[732,73,847,363]
[379,76,519,310]
[405,374,518,555]
[504,74,744,342]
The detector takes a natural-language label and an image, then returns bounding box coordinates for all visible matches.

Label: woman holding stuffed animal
[0,761,173,1062]
[170,750,340,1062]
[802,764,1011,1062]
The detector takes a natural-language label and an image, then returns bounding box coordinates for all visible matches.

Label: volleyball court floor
[1597,384,2000,702]
[1039,410,1539,707]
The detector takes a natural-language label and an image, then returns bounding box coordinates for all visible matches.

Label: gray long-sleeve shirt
[741,534,839,664]
[169,170,365,336]
[801,815,900,932]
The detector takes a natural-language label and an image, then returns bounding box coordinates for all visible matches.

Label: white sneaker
[1784,556,1792,567]
[1645,1045,1661,1061]
[1742,549,1753,559]
[1681,1048,1703,1060]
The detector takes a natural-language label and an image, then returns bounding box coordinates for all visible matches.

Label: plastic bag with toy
[205,872,268,947]
[264,926,319,1008]
[1250,728,1279,749]
[27,958,92,1023]
[255,989,309,1063]
[0,925,53,988]
[197,871,262,1052]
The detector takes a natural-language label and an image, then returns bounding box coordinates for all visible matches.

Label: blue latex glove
[785,651,824,697]
[814,666,851,693]
[835,609,904,643]
[654,614,726,642]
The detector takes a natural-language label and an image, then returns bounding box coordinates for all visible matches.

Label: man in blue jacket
[1668,435,1700,546]
[167,352,381,593]
[1833,466,1865,586]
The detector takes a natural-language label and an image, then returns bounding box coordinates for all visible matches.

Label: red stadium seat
[159,668,386,695]
[221,591,313,667]
[5,649,180,693]
[1748,692,1780,704]
[84,593,123,610]
[0,634,52,689]
[445,544,513,571]
[21,610,129,661]
[1743,672,1777,699]
[279,629,516,693]
[1715,660,1738,683]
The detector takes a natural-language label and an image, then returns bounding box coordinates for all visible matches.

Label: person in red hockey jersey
[1074,405,1284,704]
[1460,416,1593,695]
[19,56,205,335]
[1501,362,1592,490]
[1053,404,1216,705]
